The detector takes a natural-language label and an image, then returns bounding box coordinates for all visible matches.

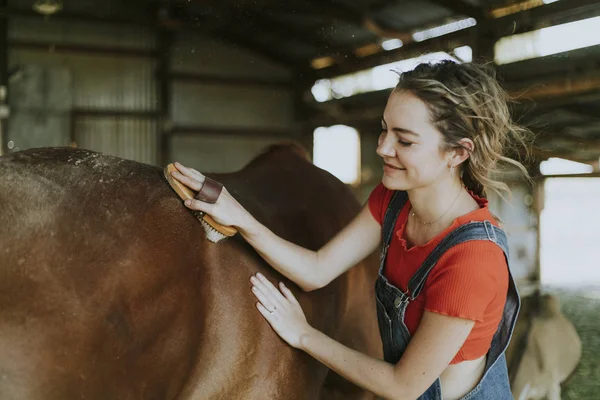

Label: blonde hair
[394,60,533,198]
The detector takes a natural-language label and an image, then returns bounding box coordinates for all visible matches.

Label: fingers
[184,198,214,213]
[256,302,278,322]
[279,282,300,306]
[251,275,283,311]
[251,284,278,313]
[170,170,203,192]
[254,273,288,305]
[173,162,204,181]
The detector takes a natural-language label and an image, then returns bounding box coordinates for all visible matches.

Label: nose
[376,132,396,158]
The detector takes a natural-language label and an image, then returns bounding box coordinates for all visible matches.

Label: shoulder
[431,237,508,284]
[424,235,509,321]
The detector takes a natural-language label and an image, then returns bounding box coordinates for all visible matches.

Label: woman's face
[377,90,452,191]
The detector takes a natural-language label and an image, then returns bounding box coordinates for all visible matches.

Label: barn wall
[166,31,295,172]
[6,17,296,171]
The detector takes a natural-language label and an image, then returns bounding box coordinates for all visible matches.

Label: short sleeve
[367,183,389,225]
[423,242,508,322]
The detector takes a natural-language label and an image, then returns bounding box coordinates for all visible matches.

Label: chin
[381,175,412,191]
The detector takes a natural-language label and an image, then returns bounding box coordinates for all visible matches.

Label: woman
[170,61,531,400]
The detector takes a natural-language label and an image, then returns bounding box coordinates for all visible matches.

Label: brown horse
[0,145,381,400]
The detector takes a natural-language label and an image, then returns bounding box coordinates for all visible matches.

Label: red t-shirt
[368,184,508,364]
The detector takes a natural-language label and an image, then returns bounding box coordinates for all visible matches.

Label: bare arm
[298,311,475,399]
[170,163,381,291]
[241,205,381,291]
[250,275,477,400]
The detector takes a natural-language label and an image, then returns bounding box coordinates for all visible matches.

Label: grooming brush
[164,164,238,243]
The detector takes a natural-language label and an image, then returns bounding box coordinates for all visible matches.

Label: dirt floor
[551,287,600,400]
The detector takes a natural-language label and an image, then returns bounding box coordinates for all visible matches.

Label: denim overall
[375,191,520,400]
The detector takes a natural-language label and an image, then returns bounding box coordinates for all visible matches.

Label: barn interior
[1,0,599,398]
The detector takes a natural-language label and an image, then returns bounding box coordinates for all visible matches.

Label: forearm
[300,327,413,400]
[238,214,323,291]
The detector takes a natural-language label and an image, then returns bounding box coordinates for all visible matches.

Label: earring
[450,165,455,177]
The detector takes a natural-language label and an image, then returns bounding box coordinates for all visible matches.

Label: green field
[553,288,600,400]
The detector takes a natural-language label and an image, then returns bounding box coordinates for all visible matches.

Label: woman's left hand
[250,273,311,349]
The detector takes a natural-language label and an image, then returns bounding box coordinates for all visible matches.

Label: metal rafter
[313,0,600,79]
[427,0,486,20]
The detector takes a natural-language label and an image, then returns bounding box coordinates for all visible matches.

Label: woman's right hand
[170,162,251,229]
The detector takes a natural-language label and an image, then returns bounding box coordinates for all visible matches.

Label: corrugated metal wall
[9,18,155,49]
[74,117,157,165]
[171,33,290,79]
[6,17,296,170]
[171,81,292,129]
[8,16,158,164]
[167,30,295,173]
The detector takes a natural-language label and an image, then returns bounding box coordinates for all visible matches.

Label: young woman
[170,61,532,400]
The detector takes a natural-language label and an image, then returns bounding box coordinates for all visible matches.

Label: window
[313,125,361,185]
[495,16,600,65]
[539,157,593,175]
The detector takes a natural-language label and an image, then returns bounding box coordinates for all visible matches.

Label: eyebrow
[381,119,420,137]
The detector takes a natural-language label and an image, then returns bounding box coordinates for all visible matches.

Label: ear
[448,138,474,167]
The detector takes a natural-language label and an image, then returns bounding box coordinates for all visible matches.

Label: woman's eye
[398,140,412,147]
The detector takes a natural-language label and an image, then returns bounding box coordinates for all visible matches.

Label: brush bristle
[200,219,228,243]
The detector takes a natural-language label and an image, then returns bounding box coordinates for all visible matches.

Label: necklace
[411,186,463,226]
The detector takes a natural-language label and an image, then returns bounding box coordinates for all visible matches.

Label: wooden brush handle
[164,164,237,237]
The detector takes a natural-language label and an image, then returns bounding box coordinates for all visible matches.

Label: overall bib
[375,191,519,400]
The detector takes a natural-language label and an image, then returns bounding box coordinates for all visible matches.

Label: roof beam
[308,70,600,130]
[156,3,298,69]
[314,28,472,78]
[302,0,365,26]
[491,0,600,36]
[313,0,600,79]
[212,28,298,68]
[427,0,486,19]
[560,104,600,120]
[0,6,152,26]
[506,72,600,102]
[253,14,328,49]
[9,40,157,58]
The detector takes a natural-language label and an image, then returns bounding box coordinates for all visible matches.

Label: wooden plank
[72,109,160,118]
[491,0,600,35]
[9,40,157,59]
[169,72,292,89]
[170,125,300,138]
[0,6,152,26]
[507,73,600,101]
[314,0,600,79]
[314,28,472,78]
[427,0,486,19]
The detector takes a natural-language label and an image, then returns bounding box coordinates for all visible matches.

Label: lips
[384,163,406,170]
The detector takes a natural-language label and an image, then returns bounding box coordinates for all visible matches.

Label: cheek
[403,149,444,176]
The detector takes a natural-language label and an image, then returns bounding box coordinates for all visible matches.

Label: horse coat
[0,145,381,400]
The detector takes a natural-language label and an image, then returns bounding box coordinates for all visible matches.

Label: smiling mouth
[385,163,406,170]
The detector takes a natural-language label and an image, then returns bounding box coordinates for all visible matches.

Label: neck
[407,178,465,225]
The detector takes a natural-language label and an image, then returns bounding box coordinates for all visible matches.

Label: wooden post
[0,0,8,156]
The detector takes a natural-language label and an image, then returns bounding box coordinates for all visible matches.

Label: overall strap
[407,220,509,299]
[379,191,409,275]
